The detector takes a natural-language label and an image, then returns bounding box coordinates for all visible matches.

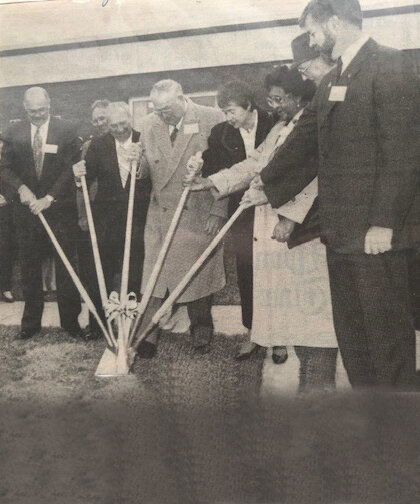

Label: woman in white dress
[185,66,338,390]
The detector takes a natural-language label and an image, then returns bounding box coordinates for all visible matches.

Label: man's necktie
[335,57,343,82]
[170,126,178,146]
[33,126,43,180]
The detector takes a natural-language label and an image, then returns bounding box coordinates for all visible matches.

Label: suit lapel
[20,121,36,176]
[152,116,172,162]
[39,117,59,184]
[221,123,246,162]
[255,110,272,148]
[170,102,198,168]
[320,38,374,127]
[162,101,198,187]
[105,133,125,190]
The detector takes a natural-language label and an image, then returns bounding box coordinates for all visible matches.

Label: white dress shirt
[239,109,258,157]
[339,33,370,73]
[115,133,134,188]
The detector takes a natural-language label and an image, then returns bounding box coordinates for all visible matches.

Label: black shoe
[272,346,288,364]
[235,343,259,361]
[2,291,15,303]
[65,327,84,340]
[194,343,211,355]
[80,327,102,341]
[138,341,157,359]
[18,329,38,340]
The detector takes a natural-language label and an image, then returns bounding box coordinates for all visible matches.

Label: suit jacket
[139,98,227,302]
[202,110,274,233]
[0,117,80,226]
[261,39,420,253]
[84,130,150,233]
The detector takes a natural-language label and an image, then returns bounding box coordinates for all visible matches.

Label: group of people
[1,0,419,391]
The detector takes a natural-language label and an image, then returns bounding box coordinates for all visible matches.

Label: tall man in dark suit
[0,87,83,339]
[73,102,150,337]
[255,0,420,388]
[200,80,275,359]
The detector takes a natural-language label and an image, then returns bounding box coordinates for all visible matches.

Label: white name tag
[183,123,199,135]
[328,86,347,102]
[44,144,58,154]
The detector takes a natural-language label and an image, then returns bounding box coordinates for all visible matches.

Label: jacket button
[162,207,167,212]
[253,237,257,242]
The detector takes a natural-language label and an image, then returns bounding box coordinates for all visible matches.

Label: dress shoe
[81,328,102,341]
[65,327,85,340]
[1,291,15,303]
[235,342,259,361]
[272,346,288,364]
[18,329,38,340]
[194,343,211,355]
[137,340,157,359]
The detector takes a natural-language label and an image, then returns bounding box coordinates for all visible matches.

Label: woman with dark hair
[185,65,338,391]
[200,80,276,360]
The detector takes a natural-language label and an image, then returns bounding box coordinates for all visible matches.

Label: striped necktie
[170,126,178,146]
[33,126,43,179]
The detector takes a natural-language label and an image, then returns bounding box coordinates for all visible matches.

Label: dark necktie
[170,126,178,146]
[33,126,43,179]
[335,57,343,82]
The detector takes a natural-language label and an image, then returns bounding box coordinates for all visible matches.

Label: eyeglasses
[266,95,287,106]
[297,61,313,74]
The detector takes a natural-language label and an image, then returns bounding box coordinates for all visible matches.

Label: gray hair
[150,79,183,97]
[23,86,50,105]
[106,101,131,119]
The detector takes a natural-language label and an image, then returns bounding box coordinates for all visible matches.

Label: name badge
[328,86,347,102]
[44,144,58,154]
[183,123,199,135]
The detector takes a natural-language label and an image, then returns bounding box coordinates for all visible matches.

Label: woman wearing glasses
[185,65,338,392]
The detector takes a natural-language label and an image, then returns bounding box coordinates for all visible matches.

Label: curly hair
[264,66,316,102]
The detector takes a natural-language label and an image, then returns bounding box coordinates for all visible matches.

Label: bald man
[0,87,83,340]
[73,102,150,338]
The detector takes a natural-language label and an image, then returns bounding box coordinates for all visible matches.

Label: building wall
[0,60,279,135]
[1,47,419,135]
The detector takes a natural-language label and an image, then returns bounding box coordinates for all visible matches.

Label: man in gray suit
[132,80,227,358]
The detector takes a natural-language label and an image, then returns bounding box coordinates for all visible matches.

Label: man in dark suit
[256,0,420,388]
[73,101,150,337]
[200,80,274,359]
[0,87,83,339]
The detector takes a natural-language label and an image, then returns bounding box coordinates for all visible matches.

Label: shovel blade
[95,348,131,377]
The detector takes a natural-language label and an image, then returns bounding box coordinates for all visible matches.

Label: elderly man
[258,0,420,388]
[73,102,150,338]
[132,79,227,358]
[0,87,83,339]
[75,99,110,295]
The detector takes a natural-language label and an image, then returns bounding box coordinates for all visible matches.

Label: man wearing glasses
[131,79,227,358]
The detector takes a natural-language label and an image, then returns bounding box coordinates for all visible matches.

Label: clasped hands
[18,185,52,215]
